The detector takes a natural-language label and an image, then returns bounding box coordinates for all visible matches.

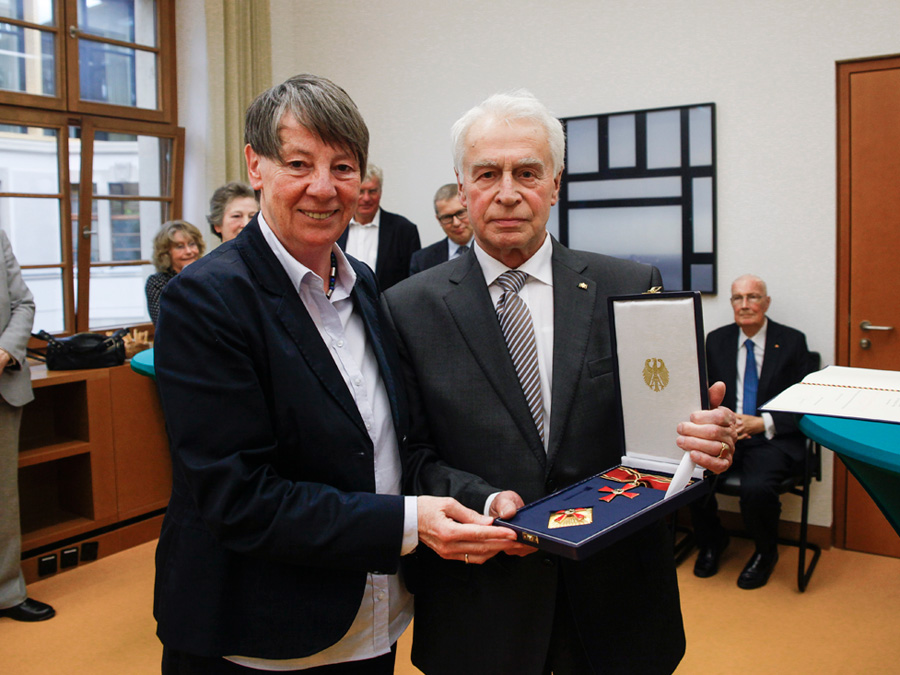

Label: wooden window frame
[3,1,176,124]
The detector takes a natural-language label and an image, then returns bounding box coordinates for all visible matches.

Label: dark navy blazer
[409,237,453,276]
[153,218,409,659]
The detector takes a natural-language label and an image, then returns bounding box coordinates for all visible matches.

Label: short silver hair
[433,183,458,210]
[451,89,565,175]
[363,163,383,187]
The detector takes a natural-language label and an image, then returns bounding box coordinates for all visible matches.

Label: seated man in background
[338,164,421,290]
[409,183,473,275]
[692,274,811,589]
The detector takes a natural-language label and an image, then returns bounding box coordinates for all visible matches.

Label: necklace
[325,252,337,299]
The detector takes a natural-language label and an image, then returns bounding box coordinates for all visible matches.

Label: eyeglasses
[730,294,764,305]
[437,209,469,225]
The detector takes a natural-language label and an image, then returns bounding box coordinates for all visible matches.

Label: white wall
[180,0,900,528]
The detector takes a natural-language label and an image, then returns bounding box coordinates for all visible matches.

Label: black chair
[714,351,823,592]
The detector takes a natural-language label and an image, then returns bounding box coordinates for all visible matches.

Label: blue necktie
[743,338,758,415]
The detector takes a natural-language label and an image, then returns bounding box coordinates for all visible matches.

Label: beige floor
[2,537,899,674]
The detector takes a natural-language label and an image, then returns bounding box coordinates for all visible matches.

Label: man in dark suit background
[409,183,473,275]
[153,74,515,674]
[691,274,810,589]
[383,90,737,675]
[338,164,421,290]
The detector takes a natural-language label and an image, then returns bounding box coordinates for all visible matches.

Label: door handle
[860,320,894,331]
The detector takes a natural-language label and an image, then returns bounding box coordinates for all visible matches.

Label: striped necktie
[496,270,544,444]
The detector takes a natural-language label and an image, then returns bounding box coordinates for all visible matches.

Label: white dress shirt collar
[257,210,356,301]
[473,232,554,288]
[350,208,381,229]
[740,318,768,350]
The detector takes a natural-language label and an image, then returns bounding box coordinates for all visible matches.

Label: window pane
[0,0,55,24]
[88,262,155,327]
[78,39,157,109]
[566,118,599,174]
[22,267,64,332]
[0,197,62,264]
[0,23,56,96]
[608,114,635,168]
[78,0,156,47]
[689,106,713,167]
[691,264,714,293]
[568,176,681,201]
[646,110,681,169]
[569,206,683,290]
[692,177,713,253]
[0,125,60,193]
[88,196,164,263]
[91,134,172,197]
[547,202,559,240]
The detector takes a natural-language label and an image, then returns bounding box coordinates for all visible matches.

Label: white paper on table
[759,365,900,424]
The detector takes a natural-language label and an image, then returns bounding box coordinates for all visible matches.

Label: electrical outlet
[60,547,79,568]
[37,554,57,577]
[81,541,99,562]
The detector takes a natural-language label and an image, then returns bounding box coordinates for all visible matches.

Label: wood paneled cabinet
[18,363,170,577]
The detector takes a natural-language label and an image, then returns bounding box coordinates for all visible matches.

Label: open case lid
[609,291,709,483]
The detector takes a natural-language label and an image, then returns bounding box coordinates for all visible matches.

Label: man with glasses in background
[691,274,811,589]
[409,184,473,275]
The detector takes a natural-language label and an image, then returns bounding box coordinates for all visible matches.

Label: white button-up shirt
[228,213,416,671]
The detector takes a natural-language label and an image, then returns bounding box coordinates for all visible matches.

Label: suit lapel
[349,259,406,437]
[375,212,392,279]
[238,221,369,438]
[443,254,547,468]
[759,319,784,400]
[718,324,740,411]
[546,243,596,465]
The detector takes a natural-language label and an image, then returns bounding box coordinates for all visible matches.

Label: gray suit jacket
[383,238,684,674]
[0,230,35,407]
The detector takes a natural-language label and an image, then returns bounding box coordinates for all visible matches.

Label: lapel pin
[578,282,588,290]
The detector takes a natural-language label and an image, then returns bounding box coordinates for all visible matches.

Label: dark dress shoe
[737,550,779,589]
[0,598,56,622]
[693,535,730,578]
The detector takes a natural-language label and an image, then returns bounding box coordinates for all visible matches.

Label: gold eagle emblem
[642,358,669,392]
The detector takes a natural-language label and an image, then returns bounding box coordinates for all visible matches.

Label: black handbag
[29,329,129,370]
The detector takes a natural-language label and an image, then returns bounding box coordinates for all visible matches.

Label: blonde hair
[152,220,206,272]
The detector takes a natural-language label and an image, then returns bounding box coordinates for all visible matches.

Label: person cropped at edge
[337,164,421,290]
[691,274,811,589]
[207,181,258,243]
[0,229,55,623]
[144,220,205,325]
[382,90,738,675]
[409,183,473,275]
[152,74,516,674]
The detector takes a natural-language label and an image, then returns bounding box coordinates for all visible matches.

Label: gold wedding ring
[718,441,729,459]
[464,553,469,564]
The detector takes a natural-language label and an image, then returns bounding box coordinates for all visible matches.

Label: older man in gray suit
[0,230,54,622]
[383,91,737,674]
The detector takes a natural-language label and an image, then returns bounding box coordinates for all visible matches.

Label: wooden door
[836,55,900,557]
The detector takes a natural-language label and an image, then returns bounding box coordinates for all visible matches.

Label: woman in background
[145,220,205,325]
[207,182,258,243]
